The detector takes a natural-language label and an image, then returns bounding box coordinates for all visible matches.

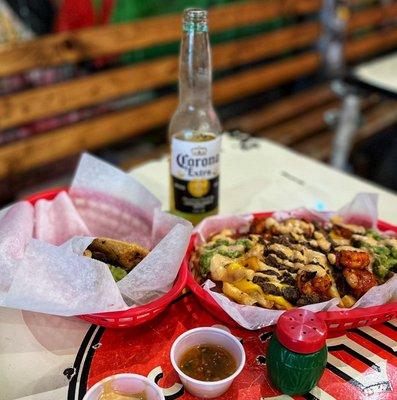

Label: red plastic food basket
[185,212,397,332]
[26,188,187,328]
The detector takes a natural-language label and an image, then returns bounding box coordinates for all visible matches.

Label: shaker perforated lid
[276,309,327,354]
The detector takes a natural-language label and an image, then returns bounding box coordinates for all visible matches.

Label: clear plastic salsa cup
[170,327,245,398]
[82,373,165,400]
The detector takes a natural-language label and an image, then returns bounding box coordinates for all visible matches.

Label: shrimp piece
[343,268,377,297]
[250,217,271,234]
[297,271,332,300]
[335,249,370,269]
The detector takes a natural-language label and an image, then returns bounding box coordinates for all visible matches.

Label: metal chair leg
[331,93,361,170]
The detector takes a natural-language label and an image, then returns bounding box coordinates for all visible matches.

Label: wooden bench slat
[0,58,177,131]
[224,84,335,133]
[2,17,396,180]
[1,1,397,179]
[1,1,395,131]
[292,100,397,160]
[0,95,177,179]
[120,95,396,170]
[103,97,397,171]
[1,4,396,130]
[0,22,320,130]
[64,100,397,171]
[0,0,321,77]
[258,101,340,145]
[260,94,380,148]
[213,52,320,104]
[0,51,322,179]
[345,26,397,62]
[348,2,397,33]
[214,21,319,71]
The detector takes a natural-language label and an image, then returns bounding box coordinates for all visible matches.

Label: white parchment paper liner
[0,154,192,316]
[194,193,396,330]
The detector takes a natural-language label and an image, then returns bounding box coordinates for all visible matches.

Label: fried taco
[84,238,149,281]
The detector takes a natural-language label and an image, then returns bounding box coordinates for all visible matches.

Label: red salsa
[179,344,236,382]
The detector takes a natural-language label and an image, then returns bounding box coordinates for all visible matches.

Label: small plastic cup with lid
[170,327,245,398]
[82,373,165,400]
[267,309,328,396]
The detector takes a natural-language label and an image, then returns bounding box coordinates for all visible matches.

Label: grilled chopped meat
[269,235,292,246]
[252,274,269,283]
[264,254,282,268]
[266,249,289,260]
[252,276,282,296]
[298,270,317,283]
[262,269,281,277]
[191,213,395,311]
[296,293,321,306]
[282,286,300,304]
[280,273,295,286]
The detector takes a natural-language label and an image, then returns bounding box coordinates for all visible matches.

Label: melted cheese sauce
[195,215,394,310]
[313,231,331,251]
[334,245,366,252]
[352,234,378,247]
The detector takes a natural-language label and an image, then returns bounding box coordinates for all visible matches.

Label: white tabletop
[132,135,397,224]
[353,51,397,95]
[1,135,396,400]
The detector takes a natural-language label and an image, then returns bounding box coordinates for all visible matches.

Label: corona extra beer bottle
[169,8,221,225]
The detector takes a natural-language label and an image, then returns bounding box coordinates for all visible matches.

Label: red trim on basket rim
[25,187,187,328]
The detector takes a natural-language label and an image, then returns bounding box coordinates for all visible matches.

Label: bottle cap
[183,8,208,32]
[183,8,208,22]
[275,309,327,354]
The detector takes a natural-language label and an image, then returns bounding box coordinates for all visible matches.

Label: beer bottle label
[171,136,221,214]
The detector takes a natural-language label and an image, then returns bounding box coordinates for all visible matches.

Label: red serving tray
[26,187,187,328]
[185,212,397,331]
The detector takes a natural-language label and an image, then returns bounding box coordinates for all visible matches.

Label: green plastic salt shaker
[267,309,328,396]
